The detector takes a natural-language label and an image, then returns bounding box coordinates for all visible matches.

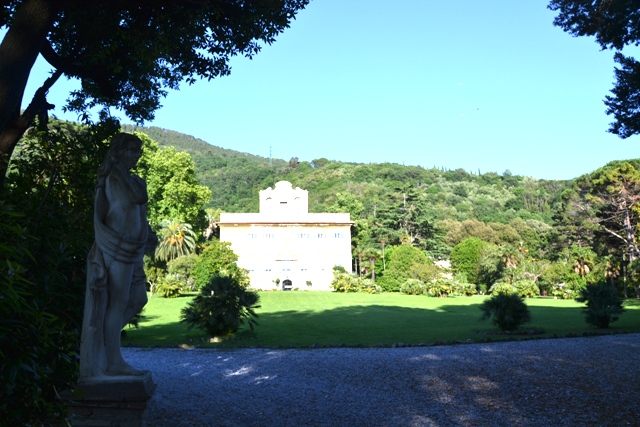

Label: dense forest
[123,124,566,220]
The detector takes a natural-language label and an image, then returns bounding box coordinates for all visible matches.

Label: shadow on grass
[122,298,640,349]
[129,332,640,427]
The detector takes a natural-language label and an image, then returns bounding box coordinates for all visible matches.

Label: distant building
[218,181,353,290]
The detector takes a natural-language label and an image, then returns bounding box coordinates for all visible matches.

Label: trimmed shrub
[514,279,539,298]
[376,271,402,292]
[491,279,539,298]
[331,272,361,293]
[331,272,381,294]
[359,278,382,294]
[479,293,531,332]
[450,274,476,296]
[180,275,260,337]
[551,282,578,300]
[166,254,198,291]
[400,279,426,295]
[576,283,624,328]
[155,274,183,298]
[426,278,453,297]
[401,276,476,297]
[488,282,517,296]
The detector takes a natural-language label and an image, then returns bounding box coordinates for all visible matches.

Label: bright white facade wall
[219,181,353,291]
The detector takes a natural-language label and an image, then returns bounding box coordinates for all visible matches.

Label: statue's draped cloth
[79,186,148,378]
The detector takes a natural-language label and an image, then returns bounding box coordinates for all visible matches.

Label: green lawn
[121,292,640,349]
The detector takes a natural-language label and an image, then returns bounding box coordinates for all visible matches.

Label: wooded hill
[123,124,570,223]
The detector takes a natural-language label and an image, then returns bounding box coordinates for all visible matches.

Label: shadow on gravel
[136,334,640,427]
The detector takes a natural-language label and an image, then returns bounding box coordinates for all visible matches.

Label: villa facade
[218,181,353,290]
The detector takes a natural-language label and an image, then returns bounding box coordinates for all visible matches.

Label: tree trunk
[620,199,640,298]
[0,0,59,190]
[623,254,628,299]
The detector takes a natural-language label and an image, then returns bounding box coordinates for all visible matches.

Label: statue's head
[97,133,143,179]
[108,133,143,162]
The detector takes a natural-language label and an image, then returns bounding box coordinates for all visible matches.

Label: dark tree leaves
[549,0,640,137]
[605,53,640,138]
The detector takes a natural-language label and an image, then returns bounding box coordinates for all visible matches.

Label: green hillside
[128,125,571,224]
[121,124,287,167]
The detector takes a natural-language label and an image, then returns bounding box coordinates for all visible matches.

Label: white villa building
[219,181,353,290]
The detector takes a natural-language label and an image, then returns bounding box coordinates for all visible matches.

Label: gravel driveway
[124,333,640,427]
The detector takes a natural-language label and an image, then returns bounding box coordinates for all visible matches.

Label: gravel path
[125,334,640,427]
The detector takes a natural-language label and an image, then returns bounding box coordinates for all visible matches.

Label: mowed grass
[121,292,640,349]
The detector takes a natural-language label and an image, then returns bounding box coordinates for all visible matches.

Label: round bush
[450,237,486,284]
[576,283,624,328]
[180,275,260,337]
[193,241,249,290]
[479,293,531,332]
[514,279,540,298]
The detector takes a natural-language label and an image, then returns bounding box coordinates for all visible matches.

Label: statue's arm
[109,166,148,205]
[145,222,158,254]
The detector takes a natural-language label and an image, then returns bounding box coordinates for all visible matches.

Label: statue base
[61,371,156,427]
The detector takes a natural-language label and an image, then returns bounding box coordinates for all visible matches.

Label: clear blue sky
[21,0,640,180]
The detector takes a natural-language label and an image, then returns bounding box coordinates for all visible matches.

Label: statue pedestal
[62,371,156,427]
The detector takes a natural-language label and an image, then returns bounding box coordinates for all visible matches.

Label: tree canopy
[549,0,640,137]
[134,132,212,230]
[0,0,309,188]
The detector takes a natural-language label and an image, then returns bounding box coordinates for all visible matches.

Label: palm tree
[155,219,197,262]
[501,245,521,284]
[362,247,381,281]
[569,244,595,279]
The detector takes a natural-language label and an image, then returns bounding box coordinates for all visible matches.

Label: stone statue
[80,133,157,378]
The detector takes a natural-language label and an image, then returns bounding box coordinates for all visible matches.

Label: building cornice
[219,212,353,226]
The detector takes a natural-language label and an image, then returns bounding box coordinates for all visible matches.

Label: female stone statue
[80,133,157,378]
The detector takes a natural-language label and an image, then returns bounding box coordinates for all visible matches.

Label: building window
[334,232,344,239]
[248,233,258,239]
[317,233,326,238]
